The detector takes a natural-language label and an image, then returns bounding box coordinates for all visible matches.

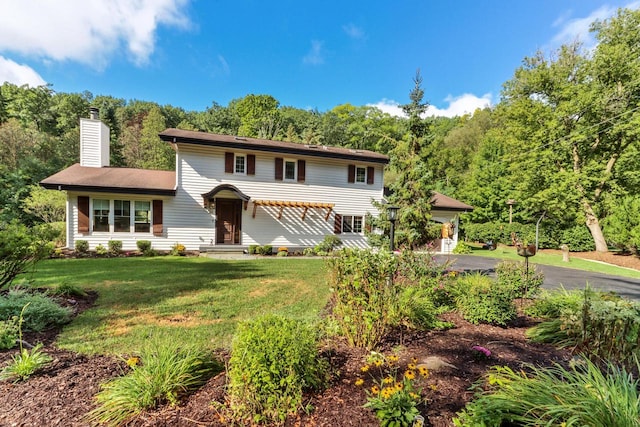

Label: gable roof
[159,128,390,164]
[430,191,474,211]
[40,163,176,196]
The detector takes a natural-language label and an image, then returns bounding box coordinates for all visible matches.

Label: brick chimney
[80,108,110,167]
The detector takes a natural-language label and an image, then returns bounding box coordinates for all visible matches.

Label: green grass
[465,245,640,279]
[28,257,329,355]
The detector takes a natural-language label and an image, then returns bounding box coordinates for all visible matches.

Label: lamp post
[387,205,399,252]
[506,199,516,224]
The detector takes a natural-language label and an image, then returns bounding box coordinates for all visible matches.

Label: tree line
[1,7,640,253]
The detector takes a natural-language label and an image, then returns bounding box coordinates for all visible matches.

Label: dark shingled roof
[159,128,390,164]
[40,164,176,196]
[430,191,474,211]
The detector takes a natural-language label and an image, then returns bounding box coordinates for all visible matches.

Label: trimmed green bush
[108,240,122,256]
[453,360,640,426]
[89,342,220,426]
[259,245,272,255]
[0,290,71,332]
[95,244,108,256]
[228,315,327,425]
[75,240,89,253]
[455,273,516,326]
[248,245,259,255]
[136,240,152,253]
[452,241,472,254]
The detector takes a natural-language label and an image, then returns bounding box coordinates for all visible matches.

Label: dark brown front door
[216,199,242,244]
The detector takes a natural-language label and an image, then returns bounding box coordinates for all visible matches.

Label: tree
[140,107,173,170]
[22,185,66,223]
[0,221,51,289]
[235,94,281,138]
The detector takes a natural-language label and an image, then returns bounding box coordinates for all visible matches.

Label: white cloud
[0,56,46,86]
[343,23,365,40]
[550,2,640,51]
[303,40,325,65]
[0,0,190,69]
[369,93,493,118]
[217,55,230,75]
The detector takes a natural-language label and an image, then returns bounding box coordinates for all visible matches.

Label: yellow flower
[387,355,399,363]
[126,356,140,368]
[355,378,364,386]
[404,370,416,380]
[371,385,380,394]
[382,386,395,399]
[411,357,418,364]
[395,382,404,391]
[383,376,394,384]
[419,366,429,378]
[374,359,383,367]
[408,363,417,370]
[409,392,420,400]
[429,384,438,391]
[360,365,370,373]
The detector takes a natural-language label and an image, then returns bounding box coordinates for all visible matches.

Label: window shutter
[297,159,306,182]
[275,157,283,181]
[334,214,342,234]
[367,166,374,185]
[225,152,234,173]
[348,164,355,183]
[247,154,256,175]
[153,200,163,236]
[78,196,89,233]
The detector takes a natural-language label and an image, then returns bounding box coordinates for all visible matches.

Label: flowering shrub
[170,243,186,256]
[356,352,428,427]
[471,345,492,359]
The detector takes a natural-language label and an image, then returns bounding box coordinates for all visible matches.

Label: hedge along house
[40,108,390,252]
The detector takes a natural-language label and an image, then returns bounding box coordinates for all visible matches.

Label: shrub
[276,251,288,257]
[0,221,51,290]
[314,235,342,253]
[452,241,472,254]
[75,240,89,254]
[248,245,259,255]
[170,243,186,256]
[495,260,544,298]
[455,273,516,326]
[560,225,596,252]
[95,244,108,256]
[228,315,327,425]
[0,316,18,350]
[136,240,152,253]
[108,240,122,256]
[89,342,220,426]
[327,249,398,349]
[526,289,640,369]
[259,245,272,255]
[0,289,72,332]
[0,343,52,382]
[303,247,315,257]
[603,195,640,253]
[453,360,640,426]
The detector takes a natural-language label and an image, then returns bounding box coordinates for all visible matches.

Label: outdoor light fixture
[387,205,399,252]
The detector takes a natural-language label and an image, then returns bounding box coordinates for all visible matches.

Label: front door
[216,199,242,244]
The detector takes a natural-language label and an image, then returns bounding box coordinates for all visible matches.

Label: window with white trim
[235,154,246,174]
[134,201,151,233]
[342,215,364,233]
[91,199,154,233]
[356,166,367,183]
[93,199,109,232]
[284,159,296,180]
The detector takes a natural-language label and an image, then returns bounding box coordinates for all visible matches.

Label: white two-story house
[41,109,389,252]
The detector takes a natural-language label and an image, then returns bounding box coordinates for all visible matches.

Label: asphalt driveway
[434,254,640,301]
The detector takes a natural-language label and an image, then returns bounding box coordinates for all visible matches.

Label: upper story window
[348,164,374,185]
[284,160,296,180]
[235,155,246,174]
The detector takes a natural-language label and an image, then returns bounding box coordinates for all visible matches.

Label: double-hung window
[355,167,367,183]
[93,199,109,232]
[114,200,131,232]
[134,201,151,233]
[342,215,364,233]
[235,154,246,174]
[284,160,296,180]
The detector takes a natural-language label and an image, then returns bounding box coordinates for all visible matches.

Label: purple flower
[472,345,491,357]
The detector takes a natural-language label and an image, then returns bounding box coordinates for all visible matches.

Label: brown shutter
[153,200,163,236]
[275,157,283,181]
[225,152,234,173]
[247,154,256,175]
[78,196,89,233]
[334,214,342,234]
[367,166,374,185]
[297,159,306,182]
[348,164,355,183]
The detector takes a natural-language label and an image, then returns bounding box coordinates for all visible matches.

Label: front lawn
[29,257,329,355]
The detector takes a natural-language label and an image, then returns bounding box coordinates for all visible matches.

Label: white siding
[67,144,386,251]
[80,118,109,167]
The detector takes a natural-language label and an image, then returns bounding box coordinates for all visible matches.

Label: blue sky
[0,0,638,117]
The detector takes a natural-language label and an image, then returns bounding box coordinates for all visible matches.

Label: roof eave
[40,182,176,197]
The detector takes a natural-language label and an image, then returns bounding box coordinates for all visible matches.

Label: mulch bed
[0,287,573,427]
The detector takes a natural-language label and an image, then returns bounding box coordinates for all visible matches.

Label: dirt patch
[0,289,571,426]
